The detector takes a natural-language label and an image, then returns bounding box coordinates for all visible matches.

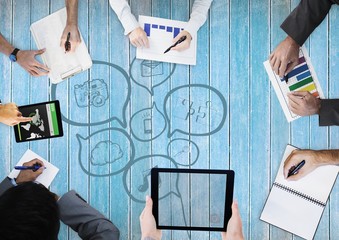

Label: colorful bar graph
[286,64,309,79]
[296,70,311,81]
[297,83,316,92]
[312,91,319,97]
[144,23,151,36]
[173,27,180,38]
[144,23,182,38]
[289,76,313,91]
[298,56,306,64]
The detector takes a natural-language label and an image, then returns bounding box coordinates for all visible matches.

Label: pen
[14,164,45,172]
[65,32,71,52]
[287,160,305,178]
[281,74,289,84]
[164,36,187,54]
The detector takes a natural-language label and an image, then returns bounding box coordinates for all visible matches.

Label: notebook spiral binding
[273,182,326,207]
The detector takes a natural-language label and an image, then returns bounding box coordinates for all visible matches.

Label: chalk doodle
[122,154,179,203]
[130,103,167,142]
[74,79,109,108]
[129,57,176,95]
[163,84,227,137]
[167,138,199,166]
[90,140,123,166]
[76,128,134,177]
[51,60,131,128]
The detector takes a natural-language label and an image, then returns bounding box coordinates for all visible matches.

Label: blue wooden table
[0,0,338,239]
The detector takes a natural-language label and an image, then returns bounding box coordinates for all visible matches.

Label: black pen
[164,36,187,54]
[287,160,305,178]
[65,32,71,52]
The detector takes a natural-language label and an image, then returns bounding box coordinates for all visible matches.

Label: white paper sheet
[30,8,92,84]
[136,15,197,65]
[8,149,59,188]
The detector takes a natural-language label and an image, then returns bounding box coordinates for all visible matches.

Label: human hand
[0,103,32,126]
[140,195,162,240]
[16,49,50,77]
[283,149,321,181]
[287,91,321,116]
[221,201,244,240]
[16,158,45,184]
[60,24,81,52]
[171,30,192,51]
[129,27,149,48]
[269,36,299,78]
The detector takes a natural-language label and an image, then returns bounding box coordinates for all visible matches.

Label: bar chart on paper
[136,15,197,65]
[264,46,324,122]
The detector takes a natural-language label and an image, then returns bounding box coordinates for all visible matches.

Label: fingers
[16,116,32,123]
[285,60,298,75]
[34,48,46,56]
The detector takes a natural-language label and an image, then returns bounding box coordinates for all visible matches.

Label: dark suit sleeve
[281,0,336,46]
[0,177,15,196]
[319,99,339,126]
[58,190,120,240]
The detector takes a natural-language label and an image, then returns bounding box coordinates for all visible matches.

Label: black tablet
[14,100,63,142]
[151,168,234,231]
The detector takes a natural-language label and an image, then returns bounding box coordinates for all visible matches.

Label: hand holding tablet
[13,100,63,142]
[150,168,234,231]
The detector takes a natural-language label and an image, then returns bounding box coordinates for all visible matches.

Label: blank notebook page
[261,145,339,240]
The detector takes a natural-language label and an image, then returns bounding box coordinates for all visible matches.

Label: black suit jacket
[281,0,339,126]
[0,178,120,240]
[281,0,339,46]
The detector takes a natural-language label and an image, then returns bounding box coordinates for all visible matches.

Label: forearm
[65,0,78,26]
[185,0,213,35]
[109,0,139,35]
[281,0,334,46]
[0,33,15,56]
[315,150,339,165]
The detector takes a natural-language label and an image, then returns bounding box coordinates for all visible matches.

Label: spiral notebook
[30,8,92,84]
[260,145,339,240]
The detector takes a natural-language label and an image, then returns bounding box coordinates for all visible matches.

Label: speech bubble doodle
[129,57,176,95]
[76,128,135,177]
[130,103,167,142]
[163,84,227,137]
[51,60,131,128]
[166,138,199,166]
[122,155,179,203]
[90,140,123,166]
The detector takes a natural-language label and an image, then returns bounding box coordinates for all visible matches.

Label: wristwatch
[9,48,20,62]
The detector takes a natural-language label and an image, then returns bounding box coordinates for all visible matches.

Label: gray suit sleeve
[0,177,14,196]
[319,99,339,126]
[281,0,336,46]
[58,190,120,240]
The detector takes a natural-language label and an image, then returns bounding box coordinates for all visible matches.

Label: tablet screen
[14,100,63,142]
[151,168,234,231]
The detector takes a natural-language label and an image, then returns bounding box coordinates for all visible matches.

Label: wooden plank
[128,1,152,239]
[48,0,71,239]
[308,5,330,240]
[108,1,131,239]
[0,0,13,177]
[11,0,31,174]
[269,0,291,239]
[328,5,339,240]
[209,0,230,239]
[229,0,250,239]
[249,0,270,239]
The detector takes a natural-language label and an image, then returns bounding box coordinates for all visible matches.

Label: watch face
[9,54,17,62]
